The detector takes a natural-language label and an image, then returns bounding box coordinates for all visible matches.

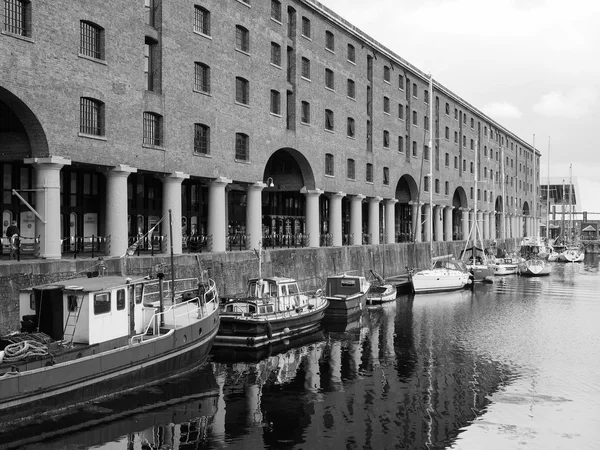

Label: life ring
[10,234,19,250]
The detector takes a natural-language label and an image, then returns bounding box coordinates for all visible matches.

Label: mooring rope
[2,340,48,363]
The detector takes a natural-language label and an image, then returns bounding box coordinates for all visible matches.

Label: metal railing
[262,233,309,249]
[61,235,110,258]
[1,235,39,261]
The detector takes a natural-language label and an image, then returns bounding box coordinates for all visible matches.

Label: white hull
[411,269,470,294]
[492,264,518,276]
[557,248,584,262]
[519,259,552,276]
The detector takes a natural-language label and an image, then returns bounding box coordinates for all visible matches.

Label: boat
[214,276,329,349]
[518,236,552,276]
[557,245,585,262]
[366,270,397,305]
[0,270,220,422]
[324,272,370,320]
[491,258,519,275]
[410,257,472,294]
[555,165,584,263]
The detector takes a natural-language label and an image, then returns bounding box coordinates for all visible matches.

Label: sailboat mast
[569,163,573,242]
[547,137,551,240]
[501,145,505,239]
[532,134,536,237]
[428,73,433,262]
[474,138,479,245]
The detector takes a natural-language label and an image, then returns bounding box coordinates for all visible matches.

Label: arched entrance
[395,174,418,242]
[495,196,503,239]
[452,187,468,240]
[522,202,530,237]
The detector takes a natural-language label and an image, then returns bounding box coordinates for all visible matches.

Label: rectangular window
[271,0,282,22]
[94,292,111,315]
[412,141,417,157]
[445,103,450,115]
[143,112,161,146]
[194,123,210,154]
[194,63,210,93]
[383,130,390,148]
[412,110,417,126]
[347,44,355,63]
[80,21,103,60]
[4,0,30,37]
[347,117,355,138]
[144,38,158,91]
[145,0,155,26]
[398,136,404,153]
[347,79,355,99]
[80,98,104,136]
[325,109,334,131]
[424,145,429,160]
[383,96,390,114]
[435,179,440,194]
[325,68,334,90]
[270,90,281,115]
[445,181,449,195]
[235,133,249,161]
[325,153,334,176]
[383,66,390,82]
[236,77,249,105]
[366,163,373,183]
[347,159,355,180]
[412,83,418,98]
[445,153,449,166]
[116,289,125,311]
[301,101,310,123]
[301,57,310,79]
[398,74,404,90]
[325,30,334,51]
[445,126,449,140]
[236,25,249,53]
[398,103,404,120]
[424,89,429,104]
[301,16,311,38]
[270,42,281,66]
[383,167,389,185]
[194,6,210,35]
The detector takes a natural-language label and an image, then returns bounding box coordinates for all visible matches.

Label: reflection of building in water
[214,296,512,449]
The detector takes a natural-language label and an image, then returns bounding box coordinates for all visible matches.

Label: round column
[434,205,444,242]
[490,211,497,240]
[483,211,490,240]
[384,198,398,244]
[301,187,323,248]
[246,182,265,251]
[461,208,469,241]
[104,164,137,257]
[329,192,345,247]
[24,156,71,259]
[477,211,484,240]
[444,206,454,241]
[424,204,432,242]
[368,197,382,244]
[410,202,422,242]
[350,195,365,245]
[162,172,189,255]
[208,177,232,252]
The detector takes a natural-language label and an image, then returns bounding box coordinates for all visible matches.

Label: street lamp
[265,177,274,188]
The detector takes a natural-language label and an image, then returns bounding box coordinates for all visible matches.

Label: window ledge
[193,30,212,40]
[325,87,335,93]
[235,101,250,108]
[300,121,311,127]
[235,48,250,57]
[142,143,165,151]
[347,59,356,65]
[270,62,282,70]
[301,76,311,82]
[325,47,335,55]
[235,158,251,164]
[236,0,251,8]
[325,174,334,178]
[78,132,107,141]
[1,30,34,43]
[324,128,334,134]
[78,53,107,65]
[193,88,211,97]
[301,34,312,41]
[270,112,282,118]
[194,152,212,158]
[271,18,282,25]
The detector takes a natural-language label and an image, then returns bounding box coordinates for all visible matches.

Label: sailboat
[557,164,584,262]
[410,74,472,294]
[518,135,552,276]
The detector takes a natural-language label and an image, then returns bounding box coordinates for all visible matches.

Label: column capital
[329,191,346,199]
[248,181,267,192]
[300,187,324,196]
[368,196,383,203]
[384,198,398,206]
[444,205,455,210]
[24,156,72,167]
[211,176,232,186]
[409,200,423,206]
[460,207,471,212]
[106,164,137,175]
[164,171,190,181]
[351,194,366,201]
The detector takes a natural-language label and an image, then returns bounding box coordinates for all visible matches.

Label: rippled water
[9,256,600,450]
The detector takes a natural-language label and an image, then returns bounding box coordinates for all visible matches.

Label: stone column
[410,201,422,242]
[384,198,398,244]
[301,187,323,248]
[103,164,136,257]
[423,204,432,242]
[246,182,265,251]
[444,206,454,241]
[476,211,484,240]
[461,208,469,241]
[329,191,345,247]
[490,212,497,240]
[162,172,189,255]
[208,177,232,252]
[483,211,490,240]
[434,205,444,242]
[350,195,365,245]
[368,196,382,244]
[24,156,71,259]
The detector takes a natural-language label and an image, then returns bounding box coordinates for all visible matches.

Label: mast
[501,144,505,239]
[547,137,551,240]
[569,163,573,243]
[532,134,536,238]
[428,73,433,263]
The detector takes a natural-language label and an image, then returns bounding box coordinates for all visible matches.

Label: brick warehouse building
[0,0,539,259]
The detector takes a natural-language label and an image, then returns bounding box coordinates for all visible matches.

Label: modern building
[0,0,539,259]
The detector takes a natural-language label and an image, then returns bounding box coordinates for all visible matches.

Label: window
[435,179,440,194]
[424,144,429,160]
[347,43,355,63]
[366,163,373,183]
[445,181,449,195]
[454,108,458,120]
[301,57,310,79]
[325,109,334,131]
[412,83,418,98]
[270,42,281,66]
[412,110,417,126]
[347,79,355,99]
[424,89,429,104]
[270,90,281,115]
[80,21,104,60]
[143,112,162,146]
[117,289,125,311]
[325,68,334,90]
[463,135,466,147]
[445,126,449,140]
[194,62,210,93]
[398,136,404,153]
[454,156,458,169]
[271,0,281,21]
[301,16,311,38]
[454,131,458,143]
[445,153,449,167]
[194,6,210,35]
[470,161,474,173]
[398,74,404,90]
[325,30,334,51]
[80,97,104,136]
[144,37,159,91]
[235,25,249,53]
[424,116,429,131]
[325,153,334,176]
[347,117,355,138]
[470,117,474,128]
[383,96,390,114]
[4,0,31,37]
[194,123,210,154]
[383,130,390,148]
[94,293,111,315]
[383,167,389,185]
[412,141,417,157]
[445,103,450,115]
[398,103,404,120]
[347,159,355,180]
[383,66,390,82]
[235,133,249,161]
[424,176,429,192]
[470,139,474,150]
[301,101,310,123]
[235,77,249,105]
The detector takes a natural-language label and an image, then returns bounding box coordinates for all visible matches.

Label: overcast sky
[320,0,600,186]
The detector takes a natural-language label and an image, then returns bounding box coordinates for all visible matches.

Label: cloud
[481,102,523,119]
[532,88,598,118]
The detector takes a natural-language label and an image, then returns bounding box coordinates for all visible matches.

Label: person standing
[6,220,19,260]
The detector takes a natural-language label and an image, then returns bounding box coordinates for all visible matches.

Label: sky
[319,0,600,208]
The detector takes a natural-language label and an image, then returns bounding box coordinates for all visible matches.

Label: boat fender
[283,327,290,334]
[266,322,273,340]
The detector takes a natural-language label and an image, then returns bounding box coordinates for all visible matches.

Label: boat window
[259,306,266,314]
[94,292,111,315]
[67,295,78,312]
[249,304,256,314]
[29,293,35,310]
[288,283,299,295]
[269,283,277,297]
[279,285,288,297]
[135,284,144,304]
[116,289,126,310]
[226,304,234,312]
[267,305,274,313]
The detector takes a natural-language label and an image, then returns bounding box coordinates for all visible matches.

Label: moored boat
[518,236,553,276]
[491,259,519,276]
[557,246,585,262]
[366,271,396,305]
[0,271,220,422]
[410,258,472,294]
[324,273,370,319]
[214,276,328,349]
[519,258,552,276]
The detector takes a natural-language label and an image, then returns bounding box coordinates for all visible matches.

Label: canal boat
[324,273,370,319]
[410,257,472,294]
[214,276,329,350]
[366,271,397,305]
[0,271,220,422]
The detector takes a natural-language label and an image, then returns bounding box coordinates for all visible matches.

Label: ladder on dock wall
[63,294,83,345]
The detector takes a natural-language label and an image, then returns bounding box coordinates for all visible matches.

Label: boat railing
[225,288,326,320]
[130,278,218,345]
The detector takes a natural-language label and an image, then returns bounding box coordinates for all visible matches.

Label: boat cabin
[325,274,369,299]
[432,259,468,273]
[221,277,305,315]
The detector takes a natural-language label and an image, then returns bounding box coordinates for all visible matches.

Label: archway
[452,187,468,240]
[494,196,503,239]
[395,174,418,242]
[522,201,530,237]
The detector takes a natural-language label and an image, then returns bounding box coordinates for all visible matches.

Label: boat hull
[492,264,518,276]
[325,292,367,319]
[411,271,470,294]
[366,284,397,304]
[469,264,495,281]
[0,312,219,421]
[519,260,552,276]
[557,249,584,262]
